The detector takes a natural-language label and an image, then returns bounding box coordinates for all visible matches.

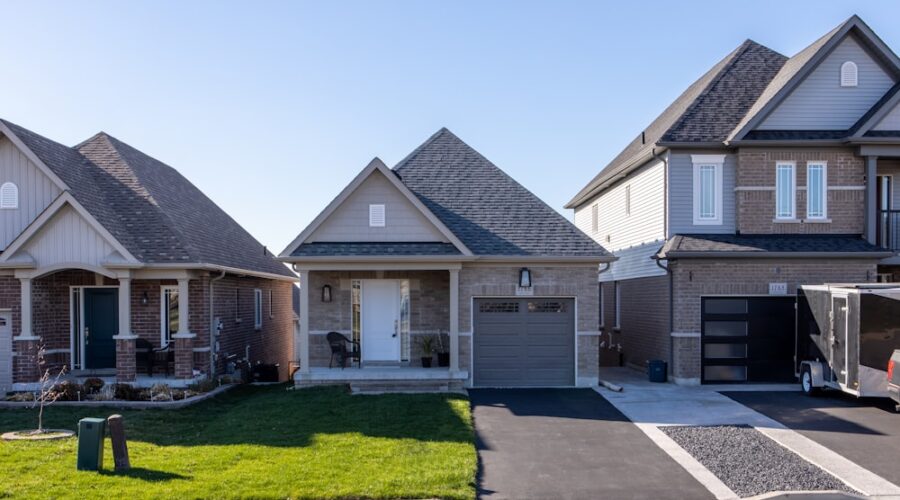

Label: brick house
[0,119,297,393]
[280,129,613,390]
[567,15,899,385]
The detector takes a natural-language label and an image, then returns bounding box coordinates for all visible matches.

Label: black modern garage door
[701,296,795,383]
[473,298,575,387]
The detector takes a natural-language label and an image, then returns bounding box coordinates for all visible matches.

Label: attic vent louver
[0,182,18,209]
[840,61,858,87]
[369,204,386,227]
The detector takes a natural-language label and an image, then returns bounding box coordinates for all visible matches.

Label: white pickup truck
[890,350,900,411]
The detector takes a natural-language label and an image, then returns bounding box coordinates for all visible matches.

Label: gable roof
[394,129,610,259]
[566,40,787,208]
[280,157,473,258]
[0,119,294,279]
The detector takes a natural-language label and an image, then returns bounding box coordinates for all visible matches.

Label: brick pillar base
[671,333,701,385]
[13,338,41,383]
[115,336,137,382]
[173,334,195,379]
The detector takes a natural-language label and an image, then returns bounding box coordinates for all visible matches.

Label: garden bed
[3,377,236,409]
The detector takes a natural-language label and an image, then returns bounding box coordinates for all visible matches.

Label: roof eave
[565,146,667,209]
[659,251,893,259]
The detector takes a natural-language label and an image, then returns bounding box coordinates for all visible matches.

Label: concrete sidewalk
[595,368,900,499]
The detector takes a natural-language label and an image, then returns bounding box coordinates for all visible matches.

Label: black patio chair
[136,338,154,376]
[327,332,360,369]
[152,342,175,377]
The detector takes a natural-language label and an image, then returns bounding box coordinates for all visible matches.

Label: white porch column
[18,277,33,338]
[298,269,310,374]
[449,269,459,372]
[117,277,132,336]
[176,278,191,335]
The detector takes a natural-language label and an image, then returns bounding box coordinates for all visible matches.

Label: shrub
[82,377,105,395]
[188,378,218,394]
[113,383,139,401]
[7,392,35,402]
[51,381,83,401]
[150,383,172,401]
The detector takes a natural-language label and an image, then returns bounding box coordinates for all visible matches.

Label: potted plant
[436,332,450,368]
[418,335,435,368]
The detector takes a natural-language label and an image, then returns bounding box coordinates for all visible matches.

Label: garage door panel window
[527,301,569,313]
[479,302,520,313]
[704,365,747,382]
[705,343,748,359]
[703,298,747,315]
[704,321,747,337]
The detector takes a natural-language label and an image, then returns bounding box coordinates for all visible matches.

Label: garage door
[701,296,795,383]
[473,298,575,387]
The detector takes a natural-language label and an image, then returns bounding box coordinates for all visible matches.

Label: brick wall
[736,148,865,234]
[0,275,21,339]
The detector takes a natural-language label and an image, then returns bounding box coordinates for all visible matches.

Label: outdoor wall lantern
[518,268,532,288]
[141,291,149,306]
[321,284,332,303]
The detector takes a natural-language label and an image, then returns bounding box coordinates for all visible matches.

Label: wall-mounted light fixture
[322,284,333,303]
[141,291,149,306]
[519,268,532,288]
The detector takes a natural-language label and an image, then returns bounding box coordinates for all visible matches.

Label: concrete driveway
[469,388,711,500]
[724,391,900,487]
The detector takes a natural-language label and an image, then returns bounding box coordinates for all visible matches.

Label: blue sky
[2,1,898,252]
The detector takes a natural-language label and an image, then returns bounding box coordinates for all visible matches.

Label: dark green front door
[84,288,118,369]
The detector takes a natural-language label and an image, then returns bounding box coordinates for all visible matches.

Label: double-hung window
[775,162,796,220]
[161,286,179,346]
[254,289,263,329]
[806,162,827,220]
[692,155,725,225]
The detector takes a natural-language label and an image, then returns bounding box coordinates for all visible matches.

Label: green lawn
[0,385,476,499]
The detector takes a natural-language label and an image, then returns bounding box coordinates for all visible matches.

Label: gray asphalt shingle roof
[394,129,610,258]
[1,119,293,278]
[291,242,461,257]
[657,234,890,258]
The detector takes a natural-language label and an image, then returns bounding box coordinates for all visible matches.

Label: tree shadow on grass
[99,468,190,482]
[0,384,474,448]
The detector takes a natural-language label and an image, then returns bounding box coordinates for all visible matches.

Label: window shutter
[369,204,385,227]
[591,204,598,233]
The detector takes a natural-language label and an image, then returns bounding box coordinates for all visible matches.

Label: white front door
[361,280,400,361]
[0,312,12,393]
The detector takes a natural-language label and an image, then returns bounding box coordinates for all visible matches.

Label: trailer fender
[800,361,826,388]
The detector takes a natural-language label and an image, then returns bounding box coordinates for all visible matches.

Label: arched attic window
[0,182,18,209]
[840,61,858,87]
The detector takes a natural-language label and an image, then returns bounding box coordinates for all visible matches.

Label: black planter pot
[437,352,450,367]
[421,357,433,368]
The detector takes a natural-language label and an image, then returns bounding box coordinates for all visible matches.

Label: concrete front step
[350,379,464,394]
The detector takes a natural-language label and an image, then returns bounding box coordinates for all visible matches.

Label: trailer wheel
[801,365,821,396]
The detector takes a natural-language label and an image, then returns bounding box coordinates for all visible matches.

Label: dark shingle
[291,242,461,257]
[657,234,889,258]
[394,129,610,258]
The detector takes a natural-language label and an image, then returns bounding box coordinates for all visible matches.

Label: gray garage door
[473,298,575,387]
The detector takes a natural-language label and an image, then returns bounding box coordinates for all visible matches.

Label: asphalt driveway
[470,388,712,499]
[724,391,900,486]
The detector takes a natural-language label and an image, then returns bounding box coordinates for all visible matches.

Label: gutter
[661,251,895,259]
[652,254,674,374]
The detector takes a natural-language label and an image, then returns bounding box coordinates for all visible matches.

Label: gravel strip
[661,424,856,498]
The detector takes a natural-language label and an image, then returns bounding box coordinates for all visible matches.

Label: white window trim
[691,155,725,225]
[254,288,263,329]
[599,284,605,328]
[775,162,796,220]
[160,285,179,347]
[268,289,274,319]
[806,161,828,220]
[624,185,631,217]
[614,282,621,329]
[0,182,18,209]
[369,204,385,227]
[591,203,599,233]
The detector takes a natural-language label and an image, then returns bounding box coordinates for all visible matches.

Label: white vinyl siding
[307,169,446,242]
[0,136,62,250]
[874,102,900,131]
[776,162,796,220]
[806,162,827,219]
[692,155,724,225]
[14,205,118,268]
[758,35,896,130]
[254,289,263,329]
[573,158,665,252]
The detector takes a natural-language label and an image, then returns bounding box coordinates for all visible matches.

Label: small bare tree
[31,345,66,434]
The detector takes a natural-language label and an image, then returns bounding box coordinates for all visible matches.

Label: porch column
[112,276,138,382]
[172,278,195,379]
[865,156,878,244]
[449,269,459,372]
[14,277,41,382]
[298,269,310,374]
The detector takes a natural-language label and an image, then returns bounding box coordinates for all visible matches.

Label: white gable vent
[0,182,18,209]
[840,61,858,87]
[369,204,385,227]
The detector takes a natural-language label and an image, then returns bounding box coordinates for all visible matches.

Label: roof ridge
[393,127,453,172]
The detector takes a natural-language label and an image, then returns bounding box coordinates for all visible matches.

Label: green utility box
[77,417,106,471]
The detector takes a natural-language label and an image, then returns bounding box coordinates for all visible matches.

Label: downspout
[209,269,226,378]
[654,255,674,374]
